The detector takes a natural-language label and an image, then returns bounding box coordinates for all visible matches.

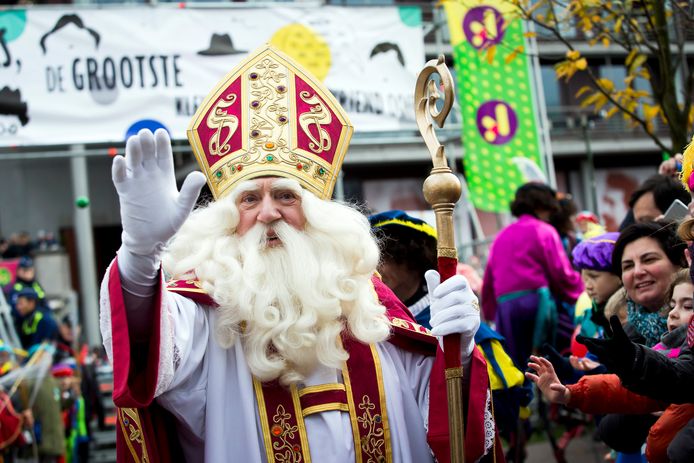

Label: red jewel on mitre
[187,44,353,201]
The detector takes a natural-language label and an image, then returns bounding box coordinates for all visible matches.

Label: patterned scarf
[626,299,668,347]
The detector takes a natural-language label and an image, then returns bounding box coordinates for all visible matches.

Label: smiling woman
[611,221,687,346]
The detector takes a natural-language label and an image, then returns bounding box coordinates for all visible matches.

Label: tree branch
[670,0,694,25]
[583,66,670,153]
[514,0,672,152]
[599,2,656,54]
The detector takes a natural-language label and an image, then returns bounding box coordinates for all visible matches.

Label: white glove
[425,269,480,361]
[112,128,206,257]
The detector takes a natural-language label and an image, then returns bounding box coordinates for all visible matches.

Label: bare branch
[513,0,674,152]
[683,61,694,129]
[670,0,694,25]
[599,2,653,53]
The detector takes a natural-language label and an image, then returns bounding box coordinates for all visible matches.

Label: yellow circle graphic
[270,24,332,82]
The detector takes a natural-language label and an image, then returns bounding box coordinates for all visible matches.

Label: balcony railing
[544,105,669,139]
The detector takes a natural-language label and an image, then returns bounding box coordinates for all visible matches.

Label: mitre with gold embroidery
[187,44,353,200]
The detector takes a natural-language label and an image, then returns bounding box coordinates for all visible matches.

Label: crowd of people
[5,43,694,463]
[368,166,694,462]
[4,174,690,462]
[0,231,60,260]
[3,159,694,463]
[504,170,694,462]
[101,118,694,463]
[0,247,104,462]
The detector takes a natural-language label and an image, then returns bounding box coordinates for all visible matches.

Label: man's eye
[277,191,296,201]
[241,195,258,203]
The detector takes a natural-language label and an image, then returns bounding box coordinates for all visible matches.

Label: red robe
[105,258,503,462]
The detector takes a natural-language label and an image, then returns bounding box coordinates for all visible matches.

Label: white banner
[0,6,424,146]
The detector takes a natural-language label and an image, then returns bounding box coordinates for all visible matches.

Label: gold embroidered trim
[390,318,409,329]
[302,402,350,417]
[298,91,333,154]
[167,287,207,294]
[253,380,277,463]
[445,366,464,380]
[298,383,346,397]
[187,46,353,201]
[370,344,392,462]
[389,317,435,336]
[290,384,312,463]
[118,408,150,463]
[207,93,239,157]
[437,247,457,259]
[270,404,303,463]
[342,362,363,463]
[356,395,386,461]
[255,340,391,463]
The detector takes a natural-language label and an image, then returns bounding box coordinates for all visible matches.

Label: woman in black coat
[579,220,694,461]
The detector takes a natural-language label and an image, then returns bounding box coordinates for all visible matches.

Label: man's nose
[257,196,281,223]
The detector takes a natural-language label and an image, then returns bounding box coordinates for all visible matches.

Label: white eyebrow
[270,178,303,195]
[234,180,261,194]
[229,178,303,203]
[229,181,262,204]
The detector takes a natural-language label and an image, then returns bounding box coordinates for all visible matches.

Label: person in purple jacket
[482,183,584,366]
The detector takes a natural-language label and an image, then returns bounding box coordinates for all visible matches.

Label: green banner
[444,1,545,213]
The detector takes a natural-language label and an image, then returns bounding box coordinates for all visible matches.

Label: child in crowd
[53,361,89,463]
[569,232,622,358]
[526,268,694,463]
[652,269,693,358]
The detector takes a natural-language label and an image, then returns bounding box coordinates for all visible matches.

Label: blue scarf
[626,299,668,347]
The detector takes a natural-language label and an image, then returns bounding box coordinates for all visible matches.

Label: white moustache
[239,221,286,249]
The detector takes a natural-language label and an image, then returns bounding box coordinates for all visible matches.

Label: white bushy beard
[162,187,391,385]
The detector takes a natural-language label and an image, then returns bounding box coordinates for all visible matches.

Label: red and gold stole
[253,336,391,463]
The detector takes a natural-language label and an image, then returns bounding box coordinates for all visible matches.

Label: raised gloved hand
[112,129,206,257]
[589,304,612,334]
[576,315,636,377]
[425,270,480,360]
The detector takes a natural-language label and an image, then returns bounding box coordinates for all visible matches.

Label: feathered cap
[368,210,437,239]
[571,232,620,273]
[681,134,694,191]
[575,211,599,224]
[187,44,353,200]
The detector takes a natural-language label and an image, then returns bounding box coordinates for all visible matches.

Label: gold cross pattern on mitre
[187,44,353,200]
